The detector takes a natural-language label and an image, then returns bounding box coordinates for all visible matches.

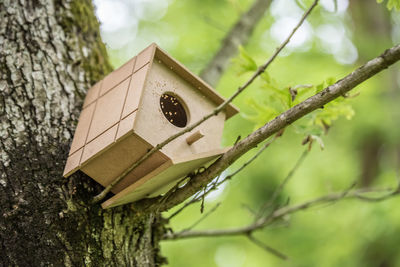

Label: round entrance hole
[160,93,188,128]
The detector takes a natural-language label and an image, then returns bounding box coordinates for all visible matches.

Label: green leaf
[315,82,325,94]
[311,135,325,150]
[326,77,336,86]
[295,85,314,100]
[376,0,400,11]
[232,46,257,75]
[260,72,272,84]
[243,74,354,146]
[242,98,280,129]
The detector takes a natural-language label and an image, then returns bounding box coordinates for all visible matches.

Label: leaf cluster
[235,47,356,147]
[377,0,400,10]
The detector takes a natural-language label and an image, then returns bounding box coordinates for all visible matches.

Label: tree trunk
[0,0,165,266]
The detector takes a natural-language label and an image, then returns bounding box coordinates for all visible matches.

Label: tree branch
[199,0,272,86]
[162,186,400,240]
[247,234,288,260]
[91,0,319,204]
[166,131,282,219]
[137,43,400,212]
[178,202,221,233]
[256,149,309,218]
[223,129,284,183]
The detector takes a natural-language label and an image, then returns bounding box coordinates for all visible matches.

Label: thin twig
[209,129,284,191]
[292,84,313,90]
[257,149,309,217]
[179,202,221,233]
[167,194,201,220]
[92,0,319,203]
[247,234,288,260]
[224,130,284,183]
[167,131,282,218]
[241,203,258,216]
[200,187,206,213]
[166,176,223,220]
[155,176,191,213]
[200,0,273,86]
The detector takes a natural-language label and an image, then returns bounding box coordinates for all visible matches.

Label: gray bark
[0,0,164,266]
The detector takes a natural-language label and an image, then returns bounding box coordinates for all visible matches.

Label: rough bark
[0,0,165,266]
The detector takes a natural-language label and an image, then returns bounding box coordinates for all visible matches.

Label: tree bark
[0,0,165,266]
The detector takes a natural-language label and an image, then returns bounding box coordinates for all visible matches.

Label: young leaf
[311,135,325,150]
[376,0,400,11]
[232,46,258,75]
[242,74,355,147]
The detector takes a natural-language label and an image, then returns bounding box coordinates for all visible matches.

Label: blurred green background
[94,0,400,265]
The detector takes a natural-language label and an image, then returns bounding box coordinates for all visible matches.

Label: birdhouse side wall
[133,60,226,160]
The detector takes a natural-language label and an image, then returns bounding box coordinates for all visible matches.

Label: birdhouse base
[101,148,229,209]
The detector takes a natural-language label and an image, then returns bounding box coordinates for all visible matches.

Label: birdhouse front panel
[133,60,226,160]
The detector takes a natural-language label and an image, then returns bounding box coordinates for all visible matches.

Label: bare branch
[199,0,272,86]
[166,193,202,220]
[92,0,319,204]
[179,202,221,233]
[166,175,223,220]
[257,149,309,217]
[224,130,284,183]
[167,131,282,219]
[162,186,400,240]
[139,43,400,212]
[155,175,193,214]
[247,234,288,261]
[270,187,399,219]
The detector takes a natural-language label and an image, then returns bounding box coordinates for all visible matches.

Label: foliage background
[94,0,400,266]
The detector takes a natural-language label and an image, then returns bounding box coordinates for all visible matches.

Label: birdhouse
[63,43,238,208]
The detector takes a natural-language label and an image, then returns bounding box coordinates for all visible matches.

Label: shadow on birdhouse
[63,43,239,208]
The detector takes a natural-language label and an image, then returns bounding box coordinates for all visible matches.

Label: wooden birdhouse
[63,43,238,208]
